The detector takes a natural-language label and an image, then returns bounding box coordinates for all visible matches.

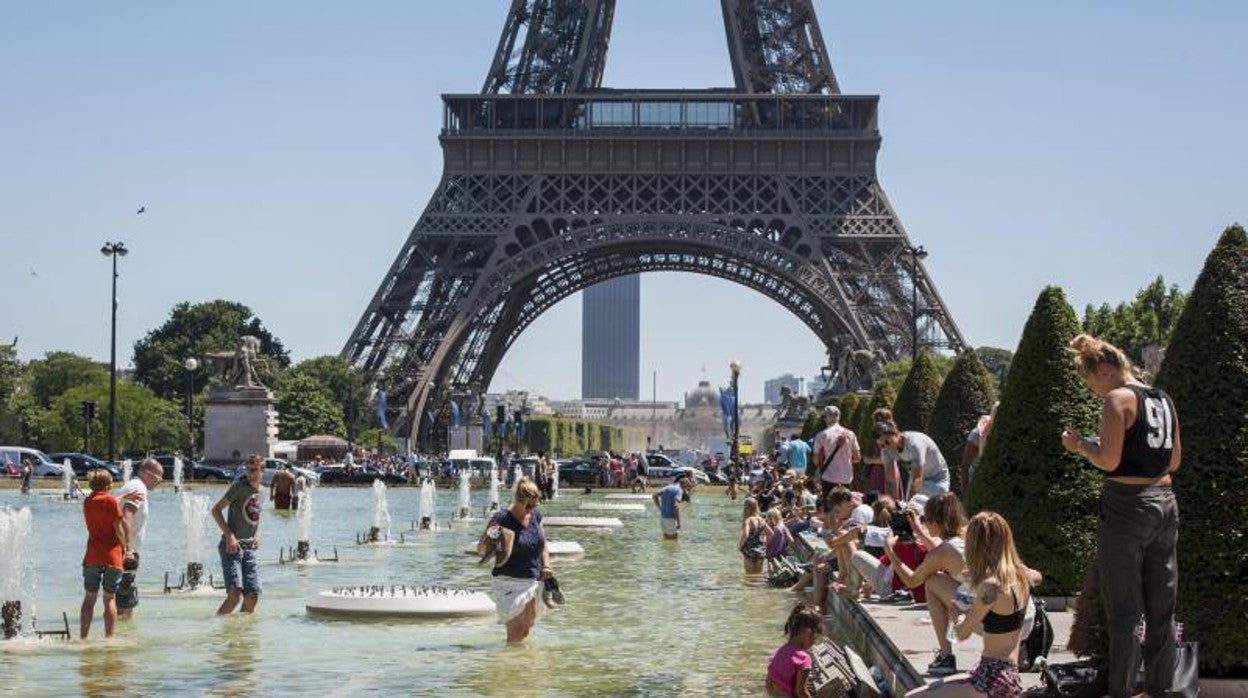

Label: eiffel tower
[344,0,967,443]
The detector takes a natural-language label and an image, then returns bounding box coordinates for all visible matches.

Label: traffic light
[81,400,98,420]
[495,404,506,425]
[514,410,523,428]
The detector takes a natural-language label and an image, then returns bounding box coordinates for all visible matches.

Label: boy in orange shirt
[80,469,128,639]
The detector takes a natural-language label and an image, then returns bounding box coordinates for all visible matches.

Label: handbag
[1019,597,1055,671]
[1042,642,1198,698]
[1167,641,1198,698]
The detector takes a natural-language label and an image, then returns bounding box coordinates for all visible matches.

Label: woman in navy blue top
[479,477,552,643]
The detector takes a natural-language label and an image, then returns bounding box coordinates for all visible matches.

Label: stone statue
[838,347,884,392]
[775,386,811,424]
[1140,343,1166,384]
[203,335,266,389]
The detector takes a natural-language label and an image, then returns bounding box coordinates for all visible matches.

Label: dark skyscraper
[582,275,640,399]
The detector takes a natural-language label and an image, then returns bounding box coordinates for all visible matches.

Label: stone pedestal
[203,386,279,464]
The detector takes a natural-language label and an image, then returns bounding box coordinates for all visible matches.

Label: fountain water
[455,470,471,520]
[512,464,522,495]
[369,479,392,543]
[179,492,209,590]
[173,457,184,493]
[417,479,436,530]
[551,461,560,499]
[121,459,133,483]
[487,466,500,512]
[61,459,78,500]
[0,506,33,639]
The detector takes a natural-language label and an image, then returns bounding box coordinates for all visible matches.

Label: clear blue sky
[3,2,1245,404]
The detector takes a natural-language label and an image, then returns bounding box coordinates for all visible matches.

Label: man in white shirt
[114,458,163,618]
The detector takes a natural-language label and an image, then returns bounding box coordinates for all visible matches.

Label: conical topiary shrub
[799,409,823,441]
[968,286,1101,595]
[928,349,997,497]
[1154,224,1248,675]
[837,393,861,426]
[856,379,897,463]
[892,351,944,433]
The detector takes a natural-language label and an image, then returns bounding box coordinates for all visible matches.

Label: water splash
[417,479,436,529]
[456,470,471,519]
[121,459,132,483]
[371,479,392,541]
[512,464,522,497]
[551,461,560,499]
[173,457,184,491]
[0,506,34,637]
[297,486,314,542]
[488,466,500,511]
[61,459,77,500]
[179,492,209,565]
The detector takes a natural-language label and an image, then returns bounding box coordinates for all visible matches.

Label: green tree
[24,381,184,456]
[836,393,861,427]
[1081,275,1188,365]
[928,349,997,497]
[892,351,945,432]
[968,286,1102,595]
[133,300,290,399]
[975,346,1014,391]
[1154,224,1248,674]
[799,410,823,440]
[276,374,345,441]
[282,355,372,436]
[0,344,22,443]
[856,379,898,462]
[24,351,108,407]
[881,354,954,393]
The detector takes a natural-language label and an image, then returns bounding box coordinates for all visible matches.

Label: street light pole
[101,242,128,463]
[184,357,199,458]
[729,360,742,466]
[907,245,928,361]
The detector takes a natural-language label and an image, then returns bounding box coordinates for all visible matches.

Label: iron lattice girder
[483,0,615,96]
[721,0,839,94]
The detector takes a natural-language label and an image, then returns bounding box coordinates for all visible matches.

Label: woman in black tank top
[1061,334,1183,698]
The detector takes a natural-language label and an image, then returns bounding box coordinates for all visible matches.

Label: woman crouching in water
[478,477,553,644]
[908,511,1041,698]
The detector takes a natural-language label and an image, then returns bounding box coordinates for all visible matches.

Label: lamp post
[729,360,742,466]
[906,244,928,361]
[184,358,198,458]
[101,241,128,463]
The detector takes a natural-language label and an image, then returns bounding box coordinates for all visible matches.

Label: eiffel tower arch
[344,0,967,443]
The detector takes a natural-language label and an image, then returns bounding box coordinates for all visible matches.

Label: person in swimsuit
[906,511,1042,698]
[739,497,771,574]
[1062,334,1181,698]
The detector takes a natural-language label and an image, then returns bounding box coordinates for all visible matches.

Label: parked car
[557,458,599,486]
[46,452,121,479]
[316,464,403,486]
[259,458,321,486]
[192,462,236,481]
[0,446,66,477]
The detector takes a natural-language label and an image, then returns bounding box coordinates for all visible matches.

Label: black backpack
[1019,597,1056,672]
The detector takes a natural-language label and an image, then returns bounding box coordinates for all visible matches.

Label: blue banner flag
[376,390,389,430]
[450,400,462,428]
[482,409,491,440]
[718,386,737,438]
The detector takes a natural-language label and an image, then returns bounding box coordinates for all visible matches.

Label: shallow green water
[0,484,793,696]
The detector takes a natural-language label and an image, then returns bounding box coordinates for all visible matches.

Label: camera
[889,511,914,541]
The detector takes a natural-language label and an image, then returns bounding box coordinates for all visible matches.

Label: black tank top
[1111,385,1176,479]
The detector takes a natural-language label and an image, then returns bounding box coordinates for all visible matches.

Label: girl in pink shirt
[766,602,822,697]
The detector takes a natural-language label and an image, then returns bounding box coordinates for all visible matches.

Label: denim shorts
[82,565,123,595]
[218,538,262,595]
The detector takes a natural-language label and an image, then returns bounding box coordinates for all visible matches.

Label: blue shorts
[218,539,262,596]
[82,565,123,595]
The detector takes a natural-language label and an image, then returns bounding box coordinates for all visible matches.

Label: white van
[0,446,66,477]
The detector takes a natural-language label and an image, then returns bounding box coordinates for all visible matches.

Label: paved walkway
[854,596,1075,692]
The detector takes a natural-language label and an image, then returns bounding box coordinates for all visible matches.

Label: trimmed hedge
[524,416,624,456]
[1154,224,1248,675]
[892,351,944,432]
[928,349,997,497]
[856,379,898,463]
[799,410,823,441]
[837,393,861,426]
[968,286,1101,595]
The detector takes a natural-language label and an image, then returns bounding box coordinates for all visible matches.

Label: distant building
[764,374,805,405]
[581,275,640,400]
[807,373,830,397]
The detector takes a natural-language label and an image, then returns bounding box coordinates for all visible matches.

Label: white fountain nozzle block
[542,516,624,528]
[306,586,495,618]
[461,540,584,556]
[578,503,646,512]
[603,493,653,500]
